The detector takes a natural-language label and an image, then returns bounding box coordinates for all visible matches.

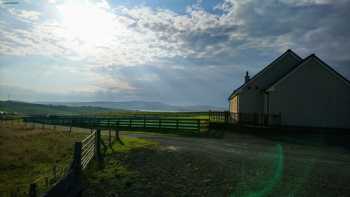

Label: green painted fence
[23,116,209,134]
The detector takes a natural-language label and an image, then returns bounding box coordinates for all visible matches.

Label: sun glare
[57,1,115,46]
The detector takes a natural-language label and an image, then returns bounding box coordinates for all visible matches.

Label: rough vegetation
[0,121,87,195]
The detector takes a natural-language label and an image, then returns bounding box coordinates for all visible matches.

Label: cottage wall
[236,89,264,113]
[229,95,239,113]
[268,58,350,128]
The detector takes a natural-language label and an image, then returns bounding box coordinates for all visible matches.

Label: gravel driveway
[120,131,350,197]
[85,130,350,197]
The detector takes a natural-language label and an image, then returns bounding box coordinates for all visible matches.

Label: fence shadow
[212,123,350,150]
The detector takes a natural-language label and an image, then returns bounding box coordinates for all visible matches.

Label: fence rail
[23,116,209,133]
[3,115,208,197]
[91,111,208,119]
[27,129,106,197]
[81,131,96,170]
[209,111,281,126]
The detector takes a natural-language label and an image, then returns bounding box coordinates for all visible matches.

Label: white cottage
[228,49,350,129]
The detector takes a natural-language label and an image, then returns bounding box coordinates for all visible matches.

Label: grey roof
[266,54,350,91]
[228,49,302,100]
[229,51,350,101]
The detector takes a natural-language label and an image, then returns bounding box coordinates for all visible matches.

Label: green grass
[106,136,159,154]
[83,136,158,197]
[0,122,87,195]
[95,111,209,119]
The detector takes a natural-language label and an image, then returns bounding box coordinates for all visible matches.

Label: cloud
[2,0,349,67]
[280,0,334,6]
[9,9,41,22]
[0,0,349,105]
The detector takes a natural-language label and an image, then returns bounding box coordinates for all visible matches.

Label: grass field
[0,121,87,196]
[0,100,210,119]
[95,111,209,120]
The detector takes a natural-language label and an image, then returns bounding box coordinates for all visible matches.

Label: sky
[0,0,349,107]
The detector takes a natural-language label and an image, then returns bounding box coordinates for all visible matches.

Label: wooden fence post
[197,119,200,132]
[95,129,103,169]
[29,183,37,197]
[108,129,112,147]
[114,125,124,145]
[114,129,120,142]
[223,111,227,123]
[114,120,119,140]
[69,123,72,134]
[108,120,112,147]
[90,119,93,133]
[72,142,82,173]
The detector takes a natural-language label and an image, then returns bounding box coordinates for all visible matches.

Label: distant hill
[0,100,119,115]
[39,101,225,112]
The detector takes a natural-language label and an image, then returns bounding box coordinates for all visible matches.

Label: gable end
[266,54,350,92]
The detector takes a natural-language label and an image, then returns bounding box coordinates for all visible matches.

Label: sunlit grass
[0,122,87,195]
[84,135,158,197]
[106,136,159,154]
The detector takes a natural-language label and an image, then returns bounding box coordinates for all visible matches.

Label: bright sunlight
[57,1,115,46]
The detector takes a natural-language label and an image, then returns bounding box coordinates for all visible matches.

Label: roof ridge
[263,54,315,90]
[265,54,350,91]
[286,49,303,59]
[228,49,302,100]
[310,54,350,85]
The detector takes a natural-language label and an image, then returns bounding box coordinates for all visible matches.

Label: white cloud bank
[0,0,349,104]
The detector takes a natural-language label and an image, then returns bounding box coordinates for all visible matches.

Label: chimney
[245,71,250,83]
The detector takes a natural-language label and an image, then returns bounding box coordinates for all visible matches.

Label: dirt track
[85,131,350,197]
[121,131,350,196]
[124,131,350,165]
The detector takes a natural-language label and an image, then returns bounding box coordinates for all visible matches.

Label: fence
[81,131,97,170]
[28,129,107,197]
[23,116,209,134]
[0,114,22,121]
[2,115,208,196]
[209,111,281,126]
[20,115,208,197]
[92,111,208,119]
